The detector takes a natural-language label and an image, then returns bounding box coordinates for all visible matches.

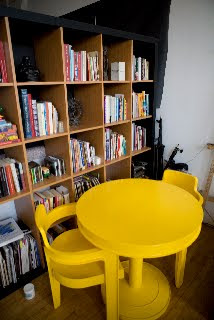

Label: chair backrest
[162,169,203,205]
[35,204,104,265]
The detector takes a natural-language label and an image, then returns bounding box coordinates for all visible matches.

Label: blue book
[20,89,32,138]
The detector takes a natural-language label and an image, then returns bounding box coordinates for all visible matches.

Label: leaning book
[0,218,24,247]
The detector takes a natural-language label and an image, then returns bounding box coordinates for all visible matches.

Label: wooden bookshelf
[0,13,157,283]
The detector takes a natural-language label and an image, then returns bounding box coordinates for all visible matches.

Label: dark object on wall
[68,94,83,127]
[164,144,188,172]
[153,117,165,179]
[63,0,172,109]
[17,56,40,81]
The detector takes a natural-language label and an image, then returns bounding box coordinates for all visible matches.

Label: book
[70,138,96,173]
[27,94,36,137]
[132,56,150,81]
[105,129,127,161]
[19,89,32,138]
[132,123,147,151]
[74,174,100,201]
[104,94,127,124]
[0,218,24,247]
[64,44,70,81]
[0,40,8,83]
[132,91,149,118]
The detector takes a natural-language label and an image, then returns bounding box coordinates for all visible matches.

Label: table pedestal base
[120,261,170,320]
[102,261,170,320]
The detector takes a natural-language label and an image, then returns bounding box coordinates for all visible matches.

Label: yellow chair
[162,169,203,288]
[35,203,124,310]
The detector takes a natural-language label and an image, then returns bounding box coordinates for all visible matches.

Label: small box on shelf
[111,62,125,81]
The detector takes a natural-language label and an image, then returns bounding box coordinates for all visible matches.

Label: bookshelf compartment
[133,41,155,81]
[103,38,132,81]
[104,82,132,121]
[17,84,68,140]
[63,30,103,82]
[9,19,64,82]
[0,18,14,83]
[68,83,103,132]
[106,157,131,181]
[105,122,131,159]
[0,86,23,142]
[70,128,104,174]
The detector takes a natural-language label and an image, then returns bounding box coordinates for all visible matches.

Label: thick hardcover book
[20,89,32,138]
[4,164,15,195]
[0,41,8,83]
[27,94,36,137]
[64,44,70,81]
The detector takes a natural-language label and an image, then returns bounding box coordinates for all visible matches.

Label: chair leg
[175,248,187,288]
[46,256,61,309]
[104,252,119,320]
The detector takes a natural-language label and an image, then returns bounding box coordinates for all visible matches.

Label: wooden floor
[0,225,214,320]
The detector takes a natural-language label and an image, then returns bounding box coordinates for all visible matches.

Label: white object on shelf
[94,156,101,165]
[23,283,35,300]
[111,62,125,81]
[0,218,24,248]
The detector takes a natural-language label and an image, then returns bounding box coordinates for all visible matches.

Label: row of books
[29,156,66,185]
[0,158,26,198]
[33,185,70,212]
[0,108,20,146]
[104,94,127,124]
[132,123,147,151]
[47,218,76,244]
[105,128,127,161]
[0,230,40,288]
[132,91,149,118]
[64,44,99,81]
[19,89,60,139]
[74,174,100,201]
[70,138,96,174]
[132,56,149,81]
[0,41,8,83]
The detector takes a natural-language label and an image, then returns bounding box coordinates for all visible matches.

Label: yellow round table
[76,179,203,320]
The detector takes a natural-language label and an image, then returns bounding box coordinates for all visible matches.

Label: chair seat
[51,229,124,288]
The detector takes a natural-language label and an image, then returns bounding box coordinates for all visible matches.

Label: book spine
[18,163,26,191]
[0,41,8,82]
[45,102,50,134]
[32,99,40,137]
[4,165,15,195]
[10,162,21,193]
[78,51,82,81]
[27,94,36,137]
[20,89,32,138]
[64,44,70,81]
[74,52,78,81]
[0,167,9,196]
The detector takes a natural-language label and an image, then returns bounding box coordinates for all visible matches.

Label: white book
[138,57,142,81]
[0,218,24,247]
[2,246,12,283]
[48,102,53,135]
[56,185,70,204]
[42,190,54,210]
[8,245,17,283]
[37,103,44,136]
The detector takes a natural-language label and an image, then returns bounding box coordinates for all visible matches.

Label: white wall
[158,0,214,224]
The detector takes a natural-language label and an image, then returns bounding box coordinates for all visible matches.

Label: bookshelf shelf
[0,14,157,291]
[32,174,71,192]
[105,155,130,166]
[0,190,30,205]
[132,115,152,121]
[0,141,22,150]
[104,120,130,127]
[73,164,104,178]
[70,125,103,134]
[132,147,151,156]
[24,132,68,144]
[17,82,64,86]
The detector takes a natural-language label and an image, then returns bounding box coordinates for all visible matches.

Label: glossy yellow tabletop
[77,179,203,258]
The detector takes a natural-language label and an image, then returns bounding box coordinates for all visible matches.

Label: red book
[64,44,70,81]
[0,40,8,83]
[4,164,15,195]
[45,102,50,134]
[27,94,36,137]
[78,51,82,81]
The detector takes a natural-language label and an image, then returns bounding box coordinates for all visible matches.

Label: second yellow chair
[35,203,124,312]
[162,169,203,288]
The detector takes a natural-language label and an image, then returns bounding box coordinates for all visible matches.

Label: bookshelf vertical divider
[0,15,156,274]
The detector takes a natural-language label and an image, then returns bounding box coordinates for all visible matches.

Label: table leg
[104,252,119,320]
[129,258,143,288]
[175,248,187,288]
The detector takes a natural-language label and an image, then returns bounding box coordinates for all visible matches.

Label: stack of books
[33,185,70,212]
[0,41,8,83]
[0,220,40,288]
[29,156,66,185]
[105,128,127,161]
[0,110,20,146]
[19,89,61,139]
[0,158,26,198]
[64,44,99,81]
[132,56,149,80]
[70,138,96,173]
[104,94,127,124]
[132,91,149,118]
[132,123,147,151]
[74,174,100,201]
